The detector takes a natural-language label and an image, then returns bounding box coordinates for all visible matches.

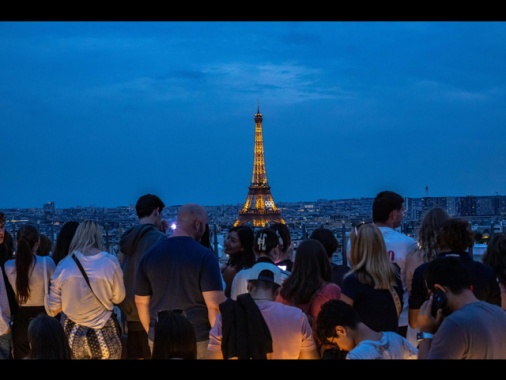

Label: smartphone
[431,289,447,317]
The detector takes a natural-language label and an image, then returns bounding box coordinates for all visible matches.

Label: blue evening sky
[1,21,505,208]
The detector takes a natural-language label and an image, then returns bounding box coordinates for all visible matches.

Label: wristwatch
[416,332,434,341]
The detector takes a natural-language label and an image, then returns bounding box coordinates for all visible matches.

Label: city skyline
[2,22,506,209]
[2,193,505,214]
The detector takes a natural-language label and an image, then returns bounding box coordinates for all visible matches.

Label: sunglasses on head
[354,221,372,235]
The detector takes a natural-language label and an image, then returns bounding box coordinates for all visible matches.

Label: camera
[431,289,447,317]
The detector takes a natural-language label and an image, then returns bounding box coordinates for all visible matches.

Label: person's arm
[48,306,62,317]
[135,294,151,333]
[416,295,442,359]
[222,266,237,297]
[46,264,63,317]
[409,265,427,329]
[206,313,225,359]
[408,308,419,329]
[0,273,11,335]
[203,290,226,328]
[111,259,126,305]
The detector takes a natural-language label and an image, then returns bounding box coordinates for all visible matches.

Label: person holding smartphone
[409,218,501,331]
[416,256,506,359]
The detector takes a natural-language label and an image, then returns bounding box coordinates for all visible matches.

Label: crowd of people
[1,188,506,360]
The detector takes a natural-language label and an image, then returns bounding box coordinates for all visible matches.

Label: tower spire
[233,106,285,227]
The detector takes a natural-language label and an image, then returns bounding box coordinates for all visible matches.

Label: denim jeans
[0,330,12,360]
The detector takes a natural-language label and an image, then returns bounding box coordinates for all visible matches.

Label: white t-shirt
[4,254,56,307]
[47,251,125,329]
[347,331,418,360]
[377,226,418,329]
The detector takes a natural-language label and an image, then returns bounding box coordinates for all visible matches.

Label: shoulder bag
[389,287,402,318]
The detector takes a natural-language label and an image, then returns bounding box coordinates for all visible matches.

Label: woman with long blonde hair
[340,222,403,334]
[47,220,125,359]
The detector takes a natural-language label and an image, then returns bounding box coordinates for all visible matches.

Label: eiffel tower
[233,105,285,228]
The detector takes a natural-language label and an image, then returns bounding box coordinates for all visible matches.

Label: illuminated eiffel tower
[233,105,285,228]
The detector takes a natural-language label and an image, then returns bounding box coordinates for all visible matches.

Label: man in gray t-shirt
[417,256,506,359]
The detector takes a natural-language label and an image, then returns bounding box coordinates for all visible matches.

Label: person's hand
[417,295,443,334]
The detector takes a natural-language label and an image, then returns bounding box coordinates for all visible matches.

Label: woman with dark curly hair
[409,218,501,330]
[405,207,449,331]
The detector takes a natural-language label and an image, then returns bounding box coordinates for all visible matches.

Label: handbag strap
[389,287,402,317]
[72,253,112,312]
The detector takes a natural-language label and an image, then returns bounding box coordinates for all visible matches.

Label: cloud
[415,80,491,102]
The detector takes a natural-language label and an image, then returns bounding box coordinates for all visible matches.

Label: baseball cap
[246,262,282,286]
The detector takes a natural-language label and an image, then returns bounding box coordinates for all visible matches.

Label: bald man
[135,203,226,359]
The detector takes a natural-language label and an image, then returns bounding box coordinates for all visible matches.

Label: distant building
[460,196,477,217]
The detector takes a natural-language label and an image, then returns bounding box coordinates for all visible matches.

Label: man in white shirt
[372,191,418,345]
